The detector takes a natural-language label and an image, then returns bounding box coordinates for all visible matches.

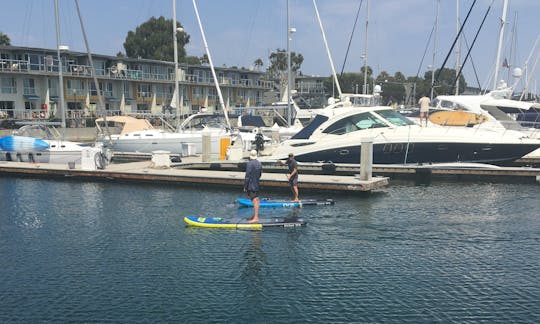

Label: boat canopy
[95,116,153,134]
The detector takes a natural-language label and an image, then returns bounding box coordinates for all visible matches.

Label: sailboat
[0,0,86,165]
[95,0,261,157]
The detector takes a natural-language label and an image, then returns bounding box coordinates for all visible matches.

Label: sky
[2,0,539,93]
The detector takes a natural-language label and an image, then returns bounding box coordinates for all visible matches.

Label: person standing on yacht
[418,96,431,127]
[279,153,300,202]
[244,150,262,223]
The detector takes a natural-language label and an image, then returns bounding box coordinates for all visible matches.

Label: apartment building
[0,45,274,124]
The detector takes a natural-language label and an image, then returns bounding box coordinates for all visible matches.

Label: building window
[48,79,58,97]
[67,79,85,95]
[1,77,16,94]
[192,87,202,99]
[207,87,217,100]
[137,83,152,98]
[123,82,133,99]
[23,78,36,95]
[137,103,149,112]
[24,102,36,110]
[0,101,14,109]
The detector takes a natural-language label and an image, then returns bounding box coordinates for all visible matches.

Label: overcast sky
[2,0,539,92]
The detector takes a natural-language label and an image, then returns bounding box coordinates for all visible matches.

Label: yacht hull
[287,142,540,165]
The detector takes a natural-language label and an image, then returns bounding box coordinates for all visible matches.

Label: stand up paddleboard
[428,110,488,126]
[0,135,49,151]
[184,216,306,229]
[237,198,335,208]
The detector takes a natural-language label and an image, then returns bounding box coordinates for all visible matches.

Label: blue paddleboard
[184,216,306,229]
[237,198,335,208]
[0,135,49,152]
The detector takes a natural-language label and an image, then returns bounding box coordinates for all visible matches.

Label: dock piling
[360,138,373,181]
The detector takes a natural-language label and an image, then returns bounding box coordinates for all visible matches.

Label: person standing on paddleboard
[244,149,262,223]
[279,153,300,202]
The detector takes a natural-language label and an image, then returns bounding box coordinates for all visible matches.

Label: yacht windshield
[182,115,228,130]
[322,112,388,135]
[291,114,329,139]
[376,109,415,126]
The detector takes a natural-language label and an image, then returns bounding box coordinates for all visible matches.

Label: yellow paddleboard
[429,110,488,126]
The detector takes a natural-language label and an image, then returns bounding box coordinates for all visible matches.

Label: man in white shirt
[418,96,431,127]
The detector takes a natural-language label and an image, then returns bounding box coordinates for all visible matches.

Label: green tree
[200,54,209,65]
[184,56,202,65]
[374,71,406,104]
[428,68,467,96]
[253,58,264,71]
[123,16,189,61]
[0,32,11,45]
[267,49,304,77]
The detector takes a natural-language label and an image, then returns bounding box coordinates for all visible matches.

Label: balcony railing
[1,56,274,89]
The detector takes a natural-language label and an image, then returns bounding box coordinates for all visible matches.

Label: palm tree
[254,58,263,71]
[0,32,11,46]
[200,54,209,65]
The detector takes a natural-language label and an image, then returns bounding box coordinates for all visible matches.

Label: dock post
[360,138,373,181]
[202,130,211,162]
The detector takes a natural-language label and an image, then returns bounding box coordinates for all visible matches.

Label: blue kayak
[237,198,335,208]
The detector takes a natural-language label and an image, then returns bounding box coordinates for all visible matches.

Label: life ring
[41,103,48,111]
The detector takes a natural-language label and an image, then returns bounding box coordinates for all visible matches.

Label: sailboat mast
[454,0,460,95]
[362,0,370,95]
[520,33,540,100]
[172,0,181,120]
[312,0,342,99]
[53,0,66,139]
[287,0,292,126]
[430,0,440,100]
[192,0,230,128]
[493,0,508,90]
[74,0,107,132]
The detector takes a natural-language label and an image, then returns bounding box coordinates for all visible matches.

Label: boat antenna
[313,0,342,99]
[192,0,230,129]
[53,0,66,140]
[74,0,111,141]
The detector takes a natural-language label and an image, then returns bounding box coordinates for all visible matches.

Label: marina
[1,0,540,322]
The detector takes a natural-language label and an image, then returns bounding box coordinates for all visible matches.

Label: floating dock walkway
[0,160,389,193]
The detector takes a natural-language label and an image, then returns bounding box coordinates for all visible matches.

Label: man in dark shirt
[244,150,262,223]
[284,153,299,202]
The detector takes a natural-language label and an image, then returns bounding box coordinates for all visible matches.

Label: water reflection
[242,231,266,280]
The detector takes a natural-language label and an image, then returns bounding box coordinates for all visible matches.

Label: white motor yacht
[265,106,540,165]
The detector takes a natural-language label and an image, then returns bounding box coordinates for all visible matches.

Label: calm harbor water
[1,177,539,323]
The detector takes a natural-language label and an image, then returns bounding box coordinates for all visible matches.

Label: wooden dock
[175,159,540,183]
[0,161,389,193]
